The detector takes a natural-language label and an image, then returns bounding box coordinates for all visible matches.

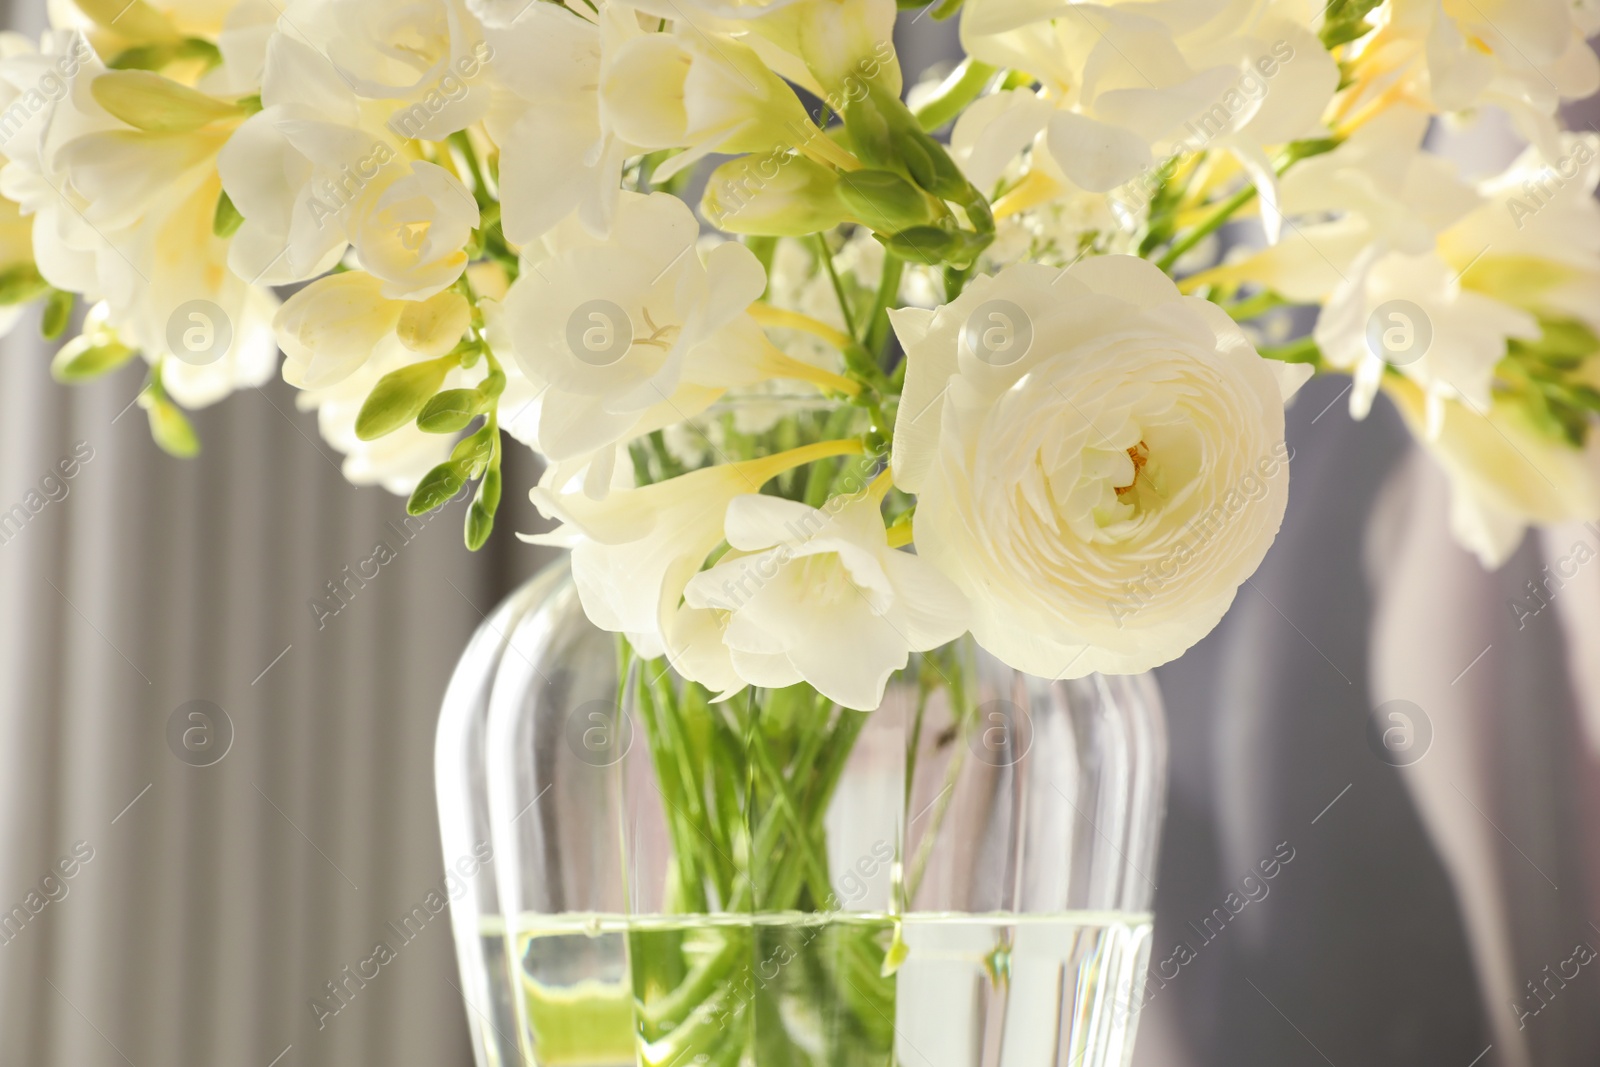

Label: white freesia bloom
[502,191,848,496]
[274,270,470,389]
[891,255,1309,678]
[527,442,862,658]
[0,30,278,406]
[1386,378,1600,569]
[1314,250,1539,425]
[625,0,903,104]
[482,3,630,243]
[1440,134,1600,333]
[600,16,824,182]
[278,0,493,140]
[955,0,1335,235]
[215,33,392,285]
[350,161,478,300]
[679,492,969,710]
[1347,0,1600,158]
[1190,105,1481,302]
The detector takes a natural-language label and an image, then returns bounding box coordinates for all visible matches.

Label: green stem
[1155,182,1256,273]
[913,58,997,131]
[815,233,857,342]
[866,249,906,361]
[1220,289,1287,320]
[766,705,867,908]
[447,129,490,203]
[634,664,709,912]
[1155,138,1341,273]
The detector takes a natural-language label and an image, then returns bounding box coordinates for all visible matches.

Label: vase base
[489,910,1153,1067]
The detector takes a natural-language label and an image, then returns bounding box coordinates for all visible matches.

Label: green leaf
[51,336,135,382]
[40,289,73,340]
[355,356,456,441]
[213,190,243,239]
[146,396,200,458]
[0,262,49,305]
[416,388,487,434]
[407,462,467,516]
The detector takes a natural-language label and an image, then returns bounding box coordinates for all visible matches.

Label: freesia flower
[599,18,830,182]
[526,440,864,659]
[1342,0,1600,158]
[1385,377,1600,569]
[481,2,631,243]
[278,0,493,140]
[0,29,278,407]
[954,0,1336,237]
[891,255,1309,678]
[1441,134,1600,334]
[625,0,903,105]
[678,492,969,710]
[349,160,478,300]
[1314,250,1539,424]
[501,191,854,497]
[1187,105,1481,303]
[274,270,470,389]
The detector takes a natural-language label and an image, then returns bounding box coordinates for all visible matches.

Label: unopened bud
[701,153,852,236]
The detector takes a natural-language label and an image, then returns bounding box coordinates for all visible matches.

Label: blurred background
[1,1,1598,1065]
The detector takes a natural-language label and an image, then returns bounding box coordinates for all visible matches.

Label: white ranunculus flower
[527,441,863,658]
[1386,377,1600,569]
[891,255,1310,678]
[502,190,847,496]
[678,493,969,710]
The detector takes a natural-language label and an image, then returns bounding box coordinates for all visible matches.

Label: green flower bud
[702,152,852,237]
[836,169,937,232]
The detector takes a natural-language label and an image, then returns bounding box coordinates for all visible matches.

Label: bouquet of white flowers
[13,0,1600,707]
[13,0,1600,1061]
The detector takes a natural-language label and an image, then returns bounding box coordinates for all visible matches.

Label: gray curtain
[0,1,541,1056]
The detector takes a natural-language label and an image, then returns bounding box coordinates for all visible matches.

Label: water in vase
[504,911,1153,1067]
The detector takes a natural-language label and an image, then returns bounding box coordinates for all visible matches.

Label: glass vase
[437,554,1167,1067]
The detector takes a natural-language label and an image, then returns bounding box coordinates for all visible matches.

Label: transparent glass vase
[438,555,1168,1067]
